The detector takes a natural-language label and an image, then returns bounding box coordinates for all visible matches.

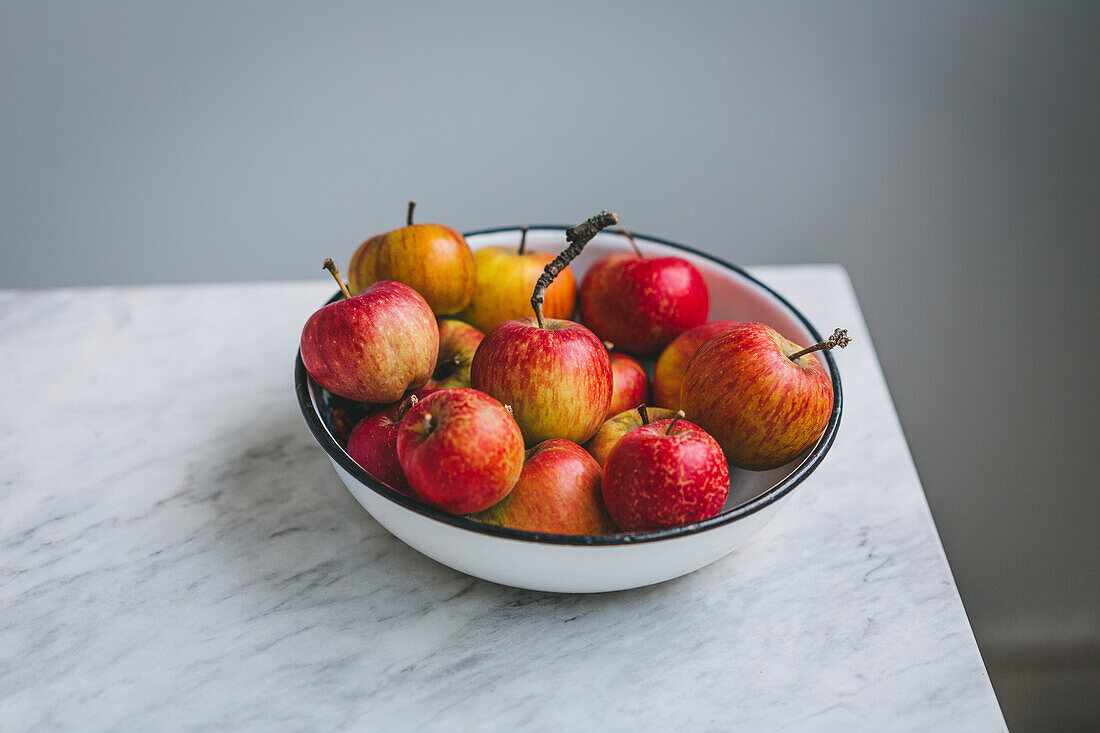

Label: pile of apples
[301,205,848,535]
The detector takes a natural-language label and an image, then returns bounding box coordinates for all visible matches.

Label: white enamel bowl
[295,227,842,593]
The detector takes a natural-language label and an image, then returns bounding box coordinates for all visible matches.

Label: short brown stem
[603,341,614,352]
[396,394,420,421]
[665,410,686,435]
[637,404,650,425]
[517,226,529,255]
[531,211,618,328]
[323,258,352,299]
[618,227,643,258]
[788,328,852,362]
[407,200,416,226]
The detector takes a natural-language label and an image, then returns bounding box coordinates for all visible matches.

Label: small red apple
[680,323,849,471]
[346,391,437,495]
[426,318,484,390]
[583,405,676,466]
[470,212,619,445]
[602,413,730,531]
[472,439,617,535]
[348,201,477,315]
[579,233,709,357]
[653,320,739,410]
[607,349,650,419]
[396,388,524,514]
[300,260,438,403]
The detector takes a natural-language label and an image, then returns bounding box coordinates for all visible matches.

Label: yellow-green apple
[457,227,577,333]
[680,323,849,470]
[471,439,617,535]
[579,236,709,357]
[426,318,484,389]
[346,390,437,496]
[583,405,675,466]
[607,350,650,419]
[602,413,729,531]
[348,201,476,315]
[301,260,438,403]
[396,388,524,514]
[470,212,618,445]
[653,320,739,410]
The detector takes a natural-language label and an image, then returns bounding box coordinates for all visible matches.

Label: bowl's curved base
[332,460,783,593]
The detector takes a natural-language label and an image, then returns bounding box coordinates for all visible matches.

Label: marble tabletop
[0,266,1005,731]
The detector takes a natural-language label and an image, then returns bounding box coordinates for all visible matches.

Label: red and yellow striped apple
[653,320,739,410]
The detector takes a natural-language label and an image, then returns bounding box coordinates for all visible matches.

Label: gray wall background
[3,2,1097,725]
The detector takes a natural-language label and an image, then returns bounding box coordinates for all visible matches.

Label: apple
[301,260,438,403]
[426,318,484,390]
[472,439,617,535]
[470,212,618,445]
[348,201,476,315]
[653,320,739,410]
[583,405,676,466]
[602,412,730,531]
[607,350,650,419]
[396,388,525,514]
[471,318,612,445]
[579,232,709,357]
[346,390,437,495]
[457,227,577,333]
[679,323,849,471]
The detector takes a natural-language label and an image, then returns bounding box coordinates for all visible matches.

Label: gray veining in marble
[0,267,1005,731]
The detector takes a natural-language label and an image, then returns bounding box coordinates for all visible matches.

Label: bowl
[295,227,842,593]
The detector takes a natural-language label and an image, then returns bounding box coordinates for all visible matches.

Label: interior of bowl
[295,226,842,545]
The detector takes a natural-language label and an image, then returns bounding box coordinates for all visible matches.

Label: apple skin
[607,352,650,419]
[470,318,613,446]
[471,439,617,535]
[345,389,438,496]
[680,322,833,471]
[583,406,676,466]
[348,222,476,315]
[457,246,577,334]
[426,318,484,390]
[300,281,439,403]
[653,320,740,410]
[396,388,524,514]
[602,417,729,531]
[579,253,709,358]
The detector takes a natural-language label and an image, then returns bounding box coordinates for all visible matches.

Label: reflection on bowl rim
[295,225,843,546]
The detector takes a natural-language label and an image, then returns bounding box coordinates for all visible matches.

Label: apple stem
[504,404,514,418]
[618,227,643,259]
[517,226,529,255]
[637,404,650,425]
[665,410,686,435]
[323,258,352,299]
[531,211,619,328]
[603,340,614,351]
[422,411,435,435]
[407,200,416,226]
[788,328,852,362]
[396,394,420,421]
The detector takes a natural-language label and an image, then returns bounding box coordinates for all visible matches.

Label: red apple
[301,261,438,403]
[470,212,619,445]
[653,320,739,410]
[472,439,617,535]
[579,246,709,357]
[607,351,650,419]
[471,318,612,445]
[457,227,577,333]
[348,201,476,315]
[346,390,437,495]
[426,318,484,389]
[680,323,848,471]
[583,405,676,466]
[396,388,524,514]
[602,414,730,531]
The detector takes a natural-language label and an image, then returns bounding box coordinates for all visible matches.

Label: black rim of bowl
[295,226,843,546]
